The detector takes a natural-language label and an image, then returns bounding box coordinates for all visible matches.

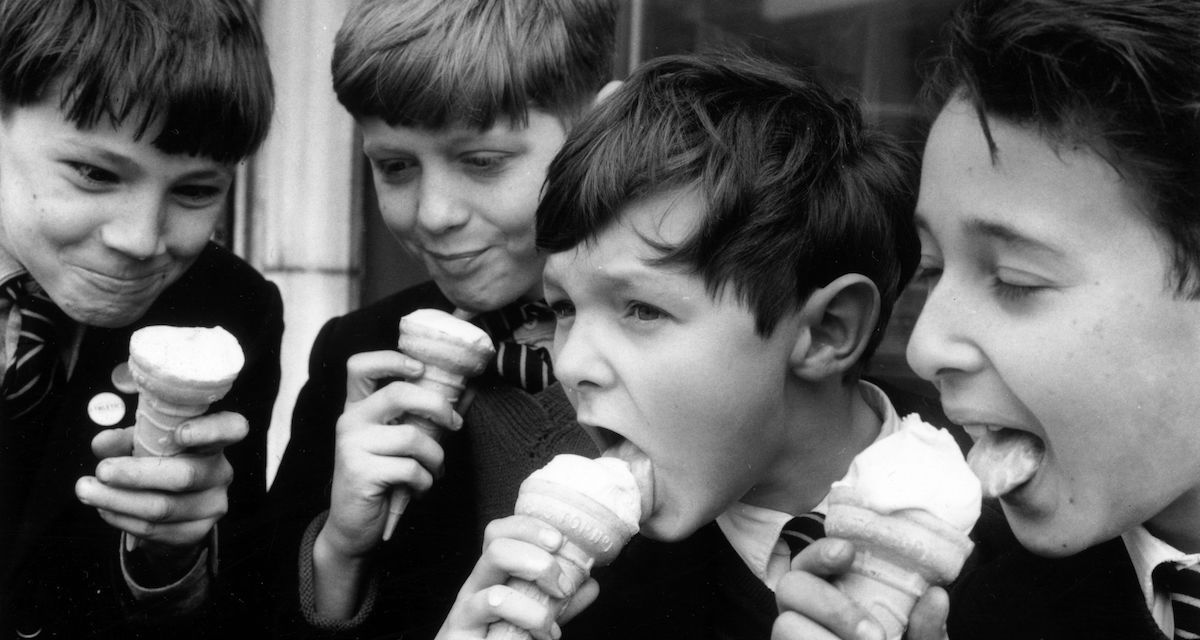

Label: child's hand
[437,515,601,640]
[76,411,248,575]
[773,538,950,640]
[322,351,461,559]
[344,348,426,405]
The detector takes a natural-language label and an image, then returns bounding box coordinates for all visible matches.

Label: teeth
[963,424,999,440]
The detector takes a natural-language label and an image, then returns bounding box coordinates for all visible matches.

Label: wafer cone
[824,485,974,640]
[382,309,494,541]
[128,326,244,457]
[486,459,642,640]
[125,326,243,551]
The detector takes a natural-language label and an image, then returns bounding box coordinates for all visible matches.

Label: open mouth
[586,425,624,452]
[585,426,654,519]
[964,425,1045,499]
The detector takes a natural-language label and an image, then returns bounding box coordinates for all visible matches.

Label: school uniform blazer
[0,242,283,639]
[949,523,1168,640]
[267,281,597,639]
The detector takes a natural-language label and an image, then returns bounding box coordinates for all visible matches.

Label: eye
[628,302,667,322]
[173,183,227,208]
[460,152,509,175]
[990,266,1054,302]
[372,157,417,183]
[66,161,118,186]
[548,300,576,319]
[912,264,942,287]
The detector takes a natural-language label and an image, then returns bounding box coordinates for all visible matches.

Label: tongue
[603,441,654,519]
[967,429,1045,498]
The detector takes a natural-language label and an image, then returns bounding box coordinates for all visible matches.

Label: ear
[594,80,623,106]
[789,274,881,382]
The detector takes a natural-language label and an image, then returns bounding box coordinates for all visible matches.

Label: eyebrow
[967,218,1069,258]
[916,212,1069,259]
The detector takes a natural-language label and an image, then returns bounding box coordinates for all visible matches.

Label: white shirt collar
[1122,525,1200,635]
[715,380,902,591]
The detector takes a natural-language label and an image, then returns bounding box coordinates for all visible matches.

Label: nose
[415,168,470,235]
[100,190,168,260]
[905,278,985,385]
[552,316,613,393]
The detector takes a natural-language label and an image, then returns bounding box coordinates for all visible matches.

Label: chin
[63,303,152,329]
[638,511,703,543]
[1008,515,1097,558]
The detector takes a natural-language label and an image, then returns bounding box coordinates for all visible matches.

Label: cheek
[10,191,97,249]
[489,181,540,240]
[375,188,417,237]
[165,210,223,254]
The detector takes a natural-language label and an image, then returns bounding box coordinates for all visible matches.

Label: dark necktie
[1155,561,1200,640]
[1,276,66,420]
[780,511,826,559]
[472,300,556,393]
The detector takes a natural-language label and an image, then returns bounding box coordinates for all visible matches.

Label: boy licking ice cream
[437,51,976,640]
[775,1,1200,639]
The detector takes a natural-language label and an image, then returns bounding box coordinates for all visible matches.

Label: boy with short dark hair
[0,0,282,637]
[437,51,948,640]
[774,1,1200,639]
[266,0,619,636]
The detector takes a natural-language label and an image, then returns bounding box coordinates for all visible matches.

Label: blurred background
[238,0,961,484]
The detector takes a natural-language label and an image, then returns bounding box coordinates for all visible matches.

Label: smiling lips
[964,426,1045,498]
[423,247,488,276]
[75,266,168,296]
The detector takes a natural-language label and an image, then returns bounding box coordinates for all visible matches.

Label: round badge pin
[88,392,127,427]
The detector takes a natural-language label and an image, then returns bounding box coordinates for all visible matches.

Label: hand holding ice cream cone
[823,414,981,640]
[485,449,652,640]
[382,309,494,541]
[124,325,244,550]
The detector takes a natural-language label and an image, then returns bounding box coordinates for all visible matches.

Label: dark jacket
[0,242,283,639]
[267,281,596,639]
[949,517,1167,640]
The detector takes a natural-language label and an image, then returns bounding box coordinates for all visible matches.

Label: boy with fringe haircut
[436,50,963,640]
[0,0,281,637]
[267,0,619,636]
[775,1,1200,639]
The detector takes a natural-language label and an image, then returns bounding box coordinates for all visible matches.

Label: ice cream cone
[825,485,974,640]
[485,455,647,640]
[128,326,244,457]
[382,309,494,541]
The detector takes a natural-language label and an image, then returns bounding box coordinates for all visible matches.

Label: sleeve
[119,530,216,613]
[294,511,380,633]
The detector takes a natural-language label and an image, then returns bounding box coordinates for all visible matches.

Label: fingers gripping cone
[486,455,649,640]
[382,309,494,541]
[126,326,244,549]
[824,486,974,640]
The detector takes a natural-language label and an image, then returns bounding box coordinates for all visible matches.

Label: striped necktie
[1156,562,1200,640]
[472,300,556,393]
[781,511,826,559]
[1,276,66,420]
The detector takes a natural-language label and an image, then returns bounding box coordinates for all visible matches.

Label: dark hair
[923,0,1200,296]
[0,0,273,163]
[538,52,919,372]
[332,0,618,129]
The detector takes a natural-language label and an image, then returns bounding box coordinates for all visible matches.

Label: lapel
[4,324,141,563]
